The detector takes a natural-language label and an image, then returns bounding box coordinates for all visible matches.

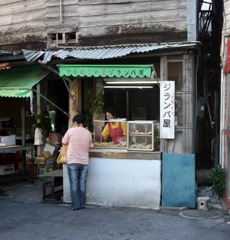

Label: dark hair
[105,107,117,117]
[72,114,86,124]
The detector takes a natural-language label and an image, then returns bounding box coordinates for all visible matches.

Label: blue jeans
[67,163,89,209]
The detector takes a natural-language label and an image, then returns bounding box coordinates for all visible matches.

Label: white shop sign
[160,81,175,139]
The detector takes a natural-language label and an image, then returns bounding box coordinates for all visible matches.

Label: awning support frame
[38,61,72,83]
[33,89,69,117]
[38,61,76,106]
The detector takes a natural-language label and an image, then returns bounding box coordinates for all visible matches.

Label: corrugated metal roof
[22,42,199,63]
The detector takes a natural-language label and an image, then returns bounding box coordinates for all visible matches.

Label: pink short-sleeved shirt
[62,127,92,165]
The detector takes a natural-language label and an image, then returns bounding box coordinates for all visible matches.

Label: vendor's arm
[121,122,127,136]
[101,123,110,140]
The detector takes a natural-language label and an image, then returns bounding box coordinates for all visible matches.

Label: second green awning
[58,64,152,78]
[0,65,50,98]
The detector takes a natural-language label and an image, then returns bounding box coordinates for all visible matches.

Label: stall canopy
[58,64,152,78]
[0,65,50,98]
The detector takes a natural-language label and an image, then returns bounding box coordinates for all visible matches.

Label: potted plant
[86,89,104,131]
[35,110,52,138]
[88,89,104,118]
[208,165,225,198]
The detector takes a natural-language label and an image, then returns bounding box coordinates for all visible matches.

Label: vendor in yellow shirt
[102,107,126,144]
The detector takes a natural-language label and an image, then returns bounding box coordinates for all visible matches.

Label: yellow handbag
[57,144,68,164]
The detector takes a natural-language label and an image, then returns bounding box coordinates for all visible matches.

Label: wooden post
[63,78,80,203]
[68,78,80,126]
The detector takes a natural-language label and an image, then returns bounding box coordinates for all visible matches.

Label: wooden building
[0,0,194,49]
[0,0,225,209]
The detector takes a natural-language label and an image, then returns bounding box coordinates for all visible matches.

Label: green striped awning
[58,64,152,78]
[0,65,50,98]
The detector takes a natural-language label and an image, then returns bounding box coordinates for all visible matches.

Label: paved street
[0,176,230,240]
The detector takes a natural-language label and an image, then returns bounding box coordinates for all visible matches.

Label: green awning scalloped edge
[0,65,50,98]
[58,64,152,78]
[0,89,31,98]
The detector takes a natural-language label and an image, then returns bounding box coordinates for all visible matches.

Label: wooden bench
[38,169,63,202]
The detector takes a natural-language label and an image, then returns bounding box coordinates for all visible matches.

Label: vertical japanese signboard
[160,81,175,139]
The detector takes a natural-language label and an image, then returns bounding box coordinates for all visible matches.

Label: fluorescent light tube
[106,81,158,84]
[104,86,153,89]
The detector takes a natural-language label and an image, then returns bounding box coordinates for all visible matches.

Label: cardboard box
[0,164,15,175]
[34,156,46,163]
[41,151,52,159]
[0,135,16,146]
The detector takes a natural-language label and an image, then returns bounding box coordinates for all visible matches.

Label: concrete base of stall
[63,150,161,210]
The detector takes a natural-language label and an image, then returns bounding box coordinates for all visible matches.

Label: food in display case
[93,120,127,149]
[127,121,155,151]
[93,120,159,151]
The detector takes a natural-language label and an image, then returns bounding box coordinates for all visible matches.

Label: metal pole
[21,99,26,176]
[33,89,69,116]
[126,91,129,119]
[36,83,42,157]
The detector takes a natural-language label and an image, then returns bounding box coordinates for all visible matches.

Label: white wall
[63,158,161,210]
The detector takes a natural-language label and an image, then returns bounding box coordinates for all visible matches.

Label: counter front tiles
[63,149,161,210]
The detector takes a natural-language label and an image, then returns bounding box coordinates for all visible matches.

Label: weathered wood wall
[46,0,79,31]
[0,0,47,49]
[77,0,188,45]
[223,0,230,35]
[0,0,189,50]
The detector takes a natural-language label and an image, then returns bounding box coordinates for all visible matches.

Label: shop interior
[82,80,160,123]
[0,72,69,175]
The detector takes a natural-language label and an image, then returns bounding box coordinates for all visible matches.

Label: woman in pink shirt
[62,114,92,211]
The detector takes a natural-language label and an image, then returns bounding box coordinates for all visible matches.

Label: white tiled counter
[63,149,161,210]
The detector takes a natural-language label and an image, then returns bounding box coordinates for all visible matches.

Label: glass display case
[127,121,155,151]
[93,119,127,149]
[93,120,159,151]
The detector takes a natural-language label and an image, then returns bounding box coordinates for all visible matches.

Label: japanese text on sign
[65,68,148,78]
[160,81,175,139]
